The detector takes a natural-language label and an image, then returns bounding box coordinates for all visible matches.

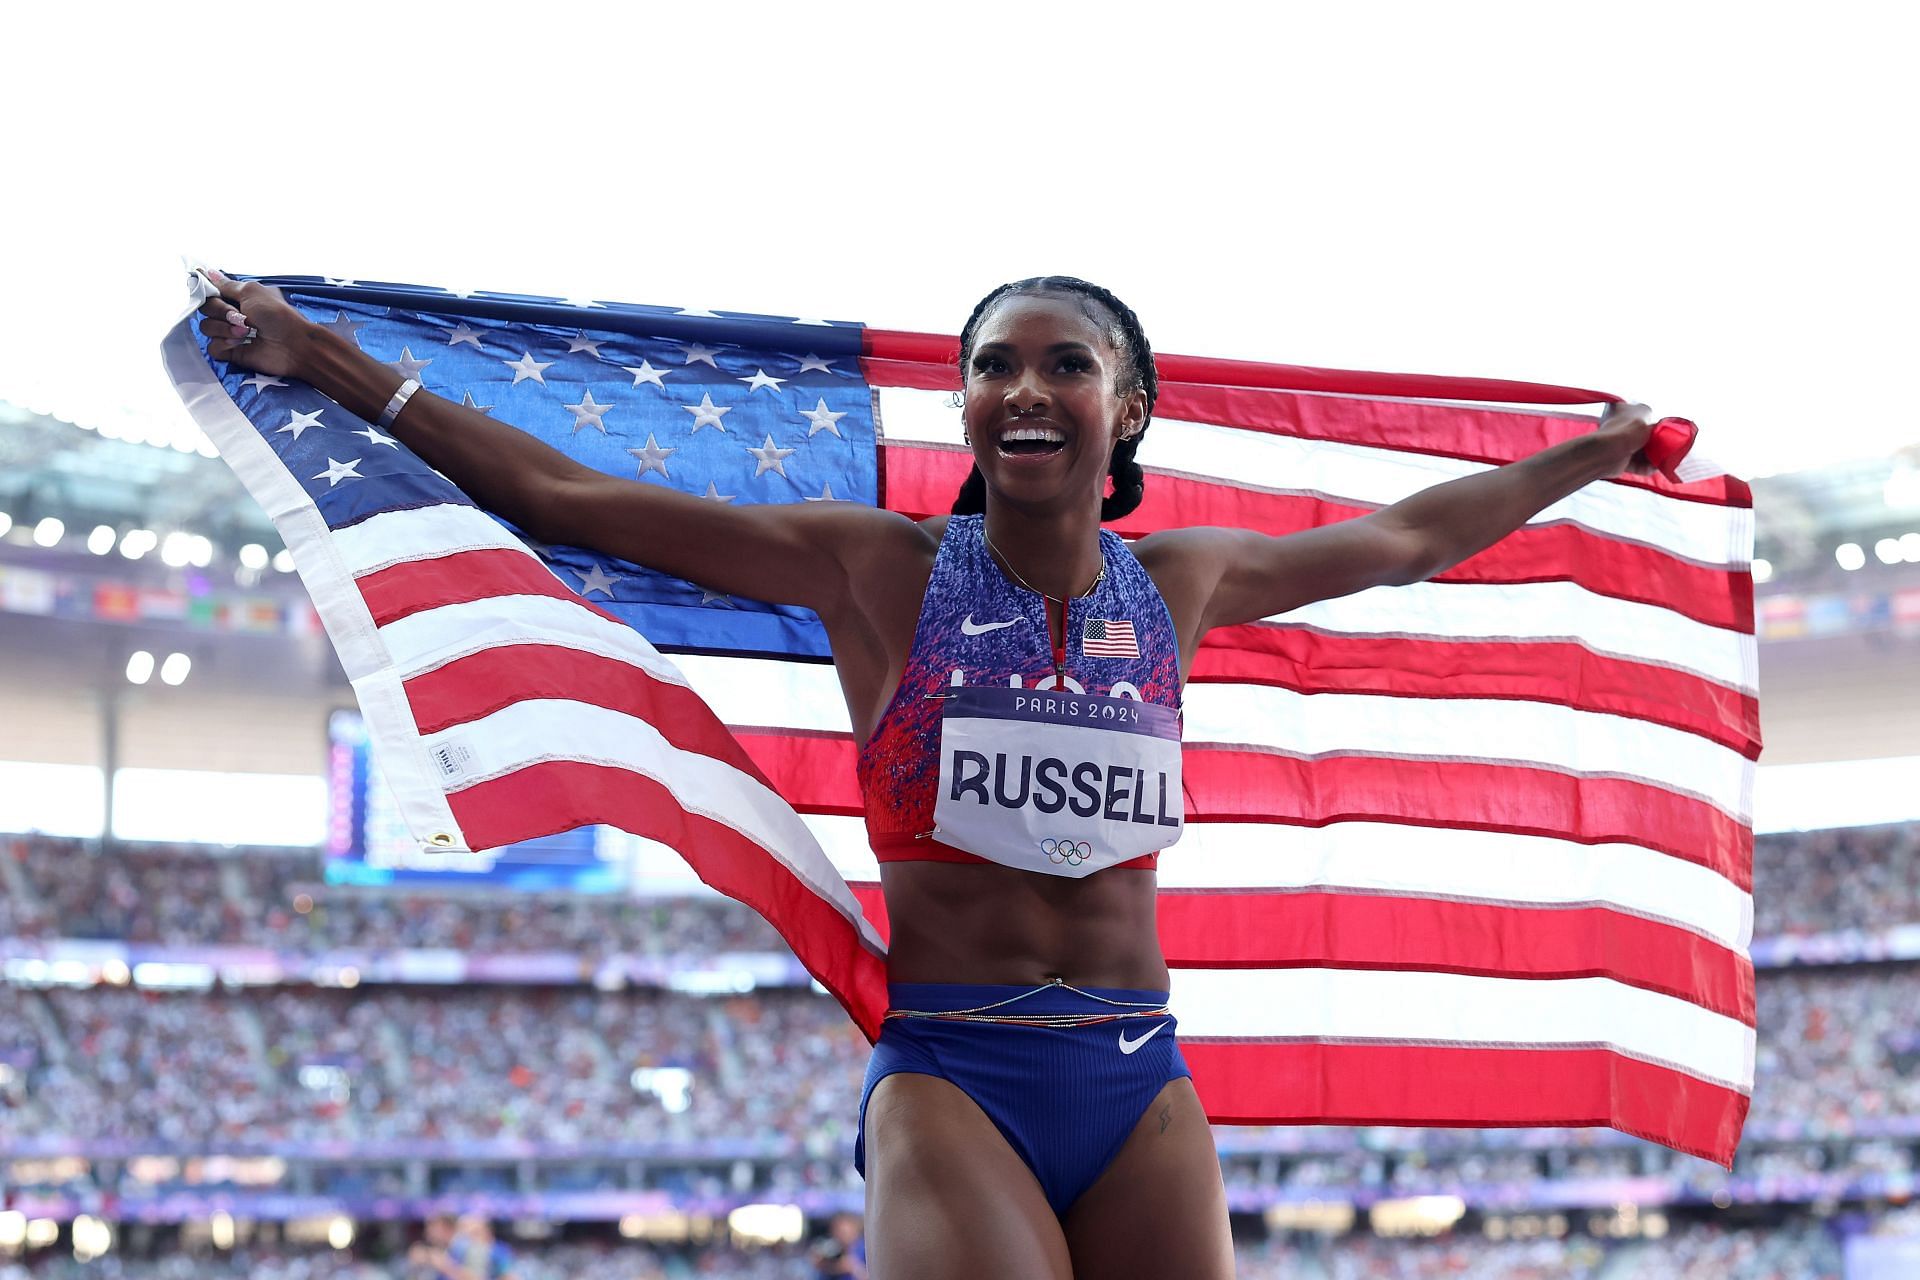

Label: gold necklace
[983,527,1106,600]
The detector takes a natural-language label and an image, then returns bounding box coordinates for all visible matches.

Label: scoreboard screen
[324,709,629,893]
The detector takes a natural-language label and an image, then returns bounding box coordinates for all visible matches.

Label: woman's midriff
[877,859,1169,990]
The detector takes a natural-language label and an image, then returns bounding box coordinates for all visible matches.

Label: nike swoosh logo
[961,615,1023,636]
[1117,1021,1168,1055]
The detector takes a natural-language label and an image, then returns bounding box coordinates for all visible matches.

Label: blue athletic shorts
[854,982,1191,1216]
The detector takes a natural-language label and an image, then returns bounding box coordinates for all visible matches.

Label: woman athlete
[198,271,1656,1278]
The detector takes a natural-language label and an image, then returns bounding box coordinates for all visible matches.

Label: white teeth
[1001,426,1065,444]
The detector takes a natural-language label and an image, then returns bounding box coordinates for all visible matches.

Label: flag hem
[158,308,473,854]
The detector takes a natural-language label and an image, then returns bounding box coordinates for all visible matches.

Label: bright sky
[4,3,1913,479]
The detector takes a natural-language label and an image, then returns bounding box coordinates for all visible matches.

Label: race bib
[932,685,1183,877]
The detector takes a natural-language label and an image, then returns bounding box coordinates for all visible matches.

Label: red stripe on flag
[358,548,609,628]
[879,443,1750,632]
[1156,891,1754,1025]
[1195,624,1761,759]
[1180,1040,1747,1166]
[726,731,1750,889]
[1185,749,1751,892]
[445,759,888,1041]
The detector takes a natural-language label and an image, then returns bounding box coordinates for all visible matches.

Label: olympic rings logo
[1040,837,1093,866]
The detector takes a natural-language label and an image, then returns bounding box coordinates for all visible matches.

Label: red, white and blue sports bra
[855,515,1185,876]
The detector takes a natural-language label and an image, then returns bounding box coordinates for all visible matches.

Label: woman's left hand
[1594,401,1657,477]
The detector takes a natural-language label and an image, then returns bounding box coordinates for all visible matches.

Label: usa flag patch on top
[1082,617,1140,658]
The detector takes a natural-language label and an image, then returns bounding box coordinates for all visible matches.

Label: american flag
[1082,617,1141,659]
[163,274,1757,1166]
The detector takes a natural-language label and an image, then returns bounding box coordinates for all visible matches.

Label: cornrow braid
[950,276,1158,522]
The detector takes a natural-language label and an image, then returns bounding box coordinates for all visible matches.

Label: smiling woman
[191,265,1657,1279]
[950,276,1159,527]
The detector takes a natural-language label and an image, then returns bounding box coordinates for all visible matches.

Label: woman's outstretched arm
[1137,404,1657,663]
[198,272,923,616]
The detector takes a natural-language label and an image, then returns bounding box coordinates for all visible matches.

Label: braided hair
[950,276,1158,522]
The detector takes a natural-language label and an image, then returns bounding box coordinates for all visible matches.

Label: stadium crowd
[1,837,784,956]
[0,964,1914,1179]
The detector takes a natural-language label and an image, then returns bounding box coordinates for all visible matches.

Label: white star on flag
[240,372,288,392]
[441,323,485,349]
[740,368,787,394]
[313,457,363,487]
[354,425,400,448]
[794,353,835,374]
[682,394,732,433]
[388,347,432,381]
[461,392,494,416]
[623,361,669,388]
[505,352,554,384]
[805,482,843,502]
[566,332,605,357]
[678,343,721,368]
[565,391,614,433]
[321,312,366,344]
[628,434,675,477]
[279,408,325,440]
[746,434,796,477]
[701,482,735,503]
[801,399,847,437]
[576,563,622,597]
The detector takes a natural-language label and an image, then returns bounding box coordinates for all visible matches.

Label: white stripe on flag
[1168,968,1756,1092]
[875,386,1752,569]
[335,502,535,575]
[1274,581,1756,694]
[379,593,689,690]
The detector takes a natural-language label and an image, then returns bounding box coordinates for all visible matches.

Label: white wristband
[377,377,421,429]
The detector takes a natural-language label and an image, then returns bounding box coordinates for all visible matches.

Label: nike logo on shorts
[1117,1021,1168,1055]
[961,614,1023,636]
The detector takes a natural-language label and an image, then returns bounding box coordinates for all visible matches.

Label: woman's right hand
[196,269,316,380]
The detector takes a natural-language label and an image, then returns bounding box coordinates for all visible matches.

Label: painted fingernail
[230,322,249,338]
[227,310,244,325]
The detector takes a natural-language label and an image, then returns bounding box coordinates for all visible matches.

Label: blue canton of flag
[218,277,877,660]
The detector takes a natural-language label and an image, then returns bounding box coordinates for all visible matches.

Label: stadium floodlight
[31,517,64,547]
[119,528,157,559]
[126,652,155,685]
[1902,532,1920,562]
[1835,542,1866,571]
[1875,538,1903,565]
[1750,557,1773,584]
[159,653,191,686]
[187,534,214,568]
[87,525,117,556]
[273,548,296,573]
[0,511,12,538]
[160,532,193,568]
[71,1214,111,1262]
[239,543,269,570]
[328,1218,354,1250]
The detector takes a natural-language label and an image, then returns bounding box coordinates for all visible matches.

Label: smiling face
[961,291,1147,516]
